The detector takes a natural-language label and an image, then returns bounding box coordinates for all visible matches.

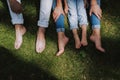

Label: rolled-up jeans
[7,0,23,25]
[52,0,65,32]
[67,0,88,30]
[89,0,101,29]
[7,0,53,27]
[7,0,65,32]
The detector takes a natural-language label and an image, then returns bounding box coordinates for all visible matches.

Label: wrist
[91,0,97,6]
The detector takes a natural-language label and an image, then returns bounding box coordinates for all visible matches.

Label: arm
[89,0,102,19]
[53,0,64,22]
[64,0,68,14]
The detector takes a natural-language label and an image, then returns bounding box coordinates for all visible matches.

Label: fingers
[89,8,102,20]
[64,9,68,14]
[53,8,65,22]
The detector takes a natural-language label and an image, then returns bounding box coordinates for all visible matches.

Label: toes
[15,40,22,49]
[36,39,45,53]
[96,47,105,53]
[56,49,64,56]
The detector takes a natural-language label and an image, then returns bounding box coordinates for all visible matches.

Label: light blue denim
[89,0,101,29]
[7,0,53,28]
[52,0,65,32]
[7,0,65,32]
[67,0,88,30]
[37,0,53,28]
[7,0,24,25]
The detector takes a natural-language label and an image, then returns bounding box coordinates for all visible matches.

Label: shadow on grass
[0,46,58,80]
[83,38,120,80]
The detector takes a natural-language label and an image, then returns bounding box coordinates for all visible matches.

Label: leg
[52,1,69,56]
[67,0,81,49]
[77,0,88,46]
[89,0,105,52]
[8,0,22,14]
[7,0,26,49]
[36,0,53,53]
[55,14,69,56]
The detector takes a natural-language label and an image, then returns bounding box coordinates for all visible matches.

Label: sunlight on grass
[0,1,120,80]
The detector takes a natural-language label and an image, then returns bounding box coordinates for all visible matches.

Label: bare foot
[36,28,45,53]
[74,36,81,49]
[90,35,105,52]
[15,25,26,49]
[81,39,88,46]
[56,36,69,56]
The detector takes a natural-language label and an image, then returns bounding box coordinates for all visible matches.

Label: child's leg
[67,0,81,49]
[56,15,69,56]
[53,1,69,56]
[89,0,105,52]
[7,0,26,49]
[77,0,88,46]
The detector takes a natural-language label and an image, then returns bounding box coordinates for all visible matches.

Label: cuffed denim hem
[56,28,65,32]
[70,26,78,30]
[12,19,24,25]
[79,23,88,27]
[37,21,49,28]
[92,25,100,29]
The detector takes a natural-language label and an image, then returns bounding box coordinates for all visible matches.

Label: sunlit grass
[0,0,120,80]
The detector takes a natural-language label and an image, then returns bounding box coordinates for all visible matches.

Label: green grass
[0,0,120,80]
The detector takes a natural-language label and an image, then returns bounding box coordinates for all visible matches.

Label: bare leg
[56,32,69,56]
[81,25,88,46]
[14,24,26,49]
[72,29,81,49]
[36,27,46,53]
[90,29,105,52]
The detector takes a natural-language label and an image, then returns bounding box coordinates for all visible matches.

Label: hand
[89,4,102,20]
[9,0,23,14]
[53,6,65,22]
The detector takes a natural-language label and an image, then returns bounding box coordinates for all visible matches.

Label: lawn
[0,0,120,80]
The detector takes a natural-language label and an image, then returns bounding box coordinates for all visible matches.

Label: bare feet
[36,28,46,53]
[56,34,69,56]
[90,35,105,52]
[14,25,26,49]
[72,29,81,49]
[81,25,88,46]
[81,39,88,46]
[74,36,81,49]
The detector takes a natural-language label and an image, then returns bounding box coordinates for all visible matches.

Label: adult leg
[7,0,26,49]
[36,0,53,53]
[89,0,105,52]
[77,0,88,46]
[67,0,81,49]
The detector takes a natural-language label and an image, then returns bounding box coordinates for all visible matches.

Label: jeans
[7,0,65,32]
[37,0,53,28]
[7,0,24,25]
[67,0,88,30]
[89,0,101,29]
[52,0,65,32]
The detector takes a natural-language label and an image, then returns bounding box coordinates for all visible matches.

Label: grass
[0,0,120,80]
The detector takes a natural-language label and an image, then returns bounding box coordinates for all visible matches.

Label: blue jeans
[52,0,65,32]
[89,0,101,29]
[7,0,24,25]
[7,0,53,27]
[7,0,64,32]
[67,0,88,30]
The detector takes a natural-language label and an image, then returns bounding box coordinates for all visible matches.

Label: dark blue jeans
[52,0,65,32]
[89,0,101,29]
